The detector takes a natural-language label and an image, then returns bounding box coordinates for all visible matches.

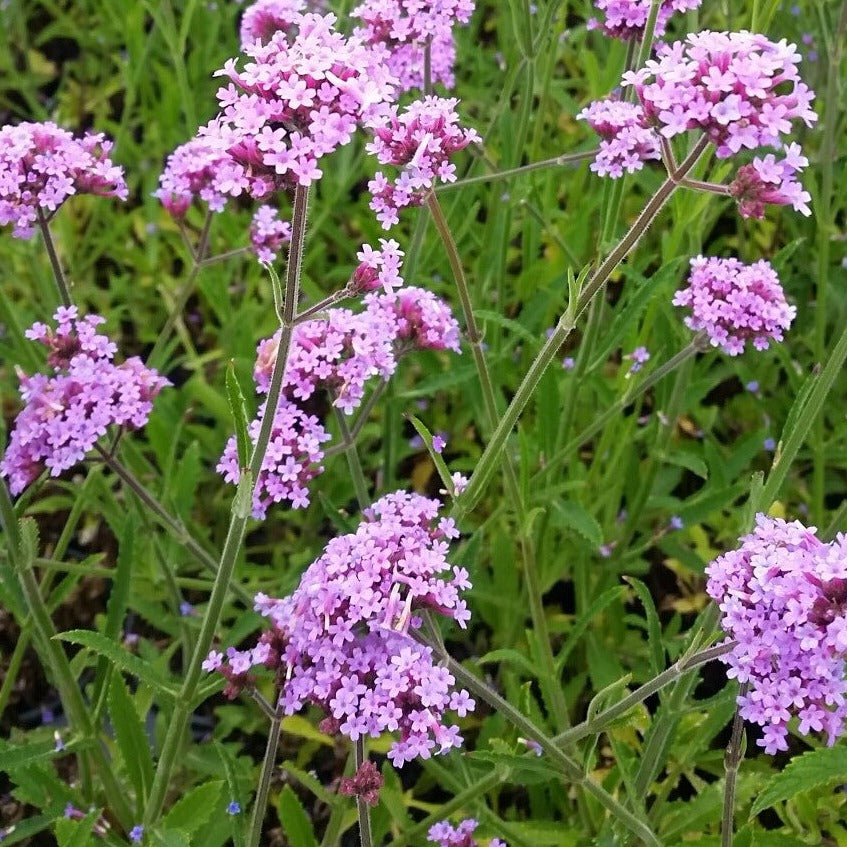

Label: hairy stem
[143,185,310,825]
[37,209,72,308]
[247,696,283,847]
[721,683,748,847]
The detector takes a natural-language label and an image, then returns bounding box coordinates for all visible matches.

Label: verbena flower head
[206,12,397,189]
[588,0,702,42]
[339,760,383,806]
[249,205,292,262]
[254,287,460,411]
[729,142,811,218]
[205,490,475,765]
[217,399,330,517]
[673,256,795,355]
[706,514,847,754]
[354,238,405,294]
[576,97,660,177]
[622,31,817,157]
[239,0,306,48]
[352,0,476,92]
[1,308,168,495]
[0,121,127,238]
[428,819,507,847]
[367,96,480,229]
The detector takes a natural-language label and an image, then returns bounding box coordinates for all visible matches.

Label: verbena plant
[1,2,846,847]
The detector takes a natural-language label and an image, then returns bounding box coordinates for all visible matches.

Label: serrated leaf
[163,780,223,835]
[750,746,847,816]
[150,830,192,847]
[55,810,99,847]
[276,785,319,847]
[18,516,39,566]
[225,360,251,470]
[550,501,602,546]
[56,630,174,697]
[108,674,154,810]
[665,450,708,480]
[0,739,61,773]
[625,577,665,675]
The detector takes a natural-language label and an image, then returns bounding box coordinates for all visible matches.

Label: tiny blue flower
[764,437,776,452]
[669,515,684,531]
[129,825,144,843]
[227,801,241,815]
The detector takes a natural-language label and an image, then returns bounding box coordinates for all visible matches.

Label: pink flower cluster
[217,399,329,518]
[729,143,811,218]
[352,0,476,92]
[622,31,817,158]
[673,256,795,355]
[576,97,660,178]
[208,12,397,189]
[225,287,460,515]
[428,819,506,847]
[354,238,405,294]
[0,121,127,238]
[588,0,702,42]
[204,490,475,766]
[249,205,292,262]
[253,287,461,413]
[239,0,305,48]
[1,309,168,495]
[367,96,480,228]
[706,515,847,754]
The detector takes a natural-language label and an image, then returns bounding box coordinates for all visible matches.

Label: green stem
[812,0,847,522]
[553,642,732,748]
[721,683,748,847]
[354,738,374,847]
[95,447,252,606]
[148,209,213,370]
[433,645,659,847]
[37,209,72,308]
[436,150,597,192]
[143,184,310,826]
[324,383,386,459]
[334,407,370,510]
[426,192,570,731]
[247,697,283,847]
[455,137,710,517]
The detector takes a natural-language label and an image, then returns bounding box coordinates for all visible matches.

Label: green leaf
[0,739,61,773]
[225,360,251,470]
[477,647,537,678]
[549,501,602,547]
[162,780,223,835]
[108,674,154,810]
[55,810,100,847]
[665,449,708,480]
[18,516,40,567]
[56,630,174,696]
[406,415,456,496]
[557,585,628,670]
[469,750,553,785]
[150,830,192,847]
[624,577,665,675]
[276,785,319,847]
[750,746,847,816]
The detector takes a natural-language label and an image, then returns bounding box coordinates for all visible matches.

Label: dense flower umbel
[253,287,461,412]
[428,819,507,847]
[239,0,305,48]
[706,515,847,754]
[205,12,397,190]
[673,256,795,355]
[249,205,292,262]
[217,399,330,517]
[588,0,702,42]
[352,0,476,92]
[339,760,384,806]
[204,490,475,765]
[729,142,811,218]
[576,97,660,177]
[0,121,127,238]
[1,309,168,495]
[367,96,480,229]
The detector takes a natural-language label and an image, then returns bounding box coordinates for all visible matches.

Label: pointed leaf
[225,360,251,470]
[162,780,223,835]
[276,785,319,847]
[108,673,154,809]
[550,501,602,547]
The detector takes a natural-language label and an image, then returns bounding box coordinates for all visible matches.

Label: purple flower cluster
[367,96,480,229]
[217,399,330,517]
[225,287,460,515]
[673,256,795,355]
[239,0,305,48]
[0,121,127,238]
[588,0,702,42]
[208,12,397,189]
[576,98,660,178]
[352,0,476,92]
[622,31,817,157]
[729,143,810,218]
[1,309,168,495]
[353,238,405,294]
[428,819,506,847]
[249,205,292,263]
[706,515,847,754]
[204,490,475,765]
